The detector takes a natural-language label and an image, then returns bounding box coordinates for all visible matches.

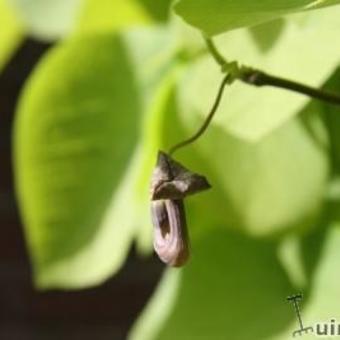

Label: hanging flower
[150,151,210,266]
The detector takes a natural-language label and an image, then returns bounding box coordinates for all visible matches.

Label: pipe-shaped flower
[150,151,211,266]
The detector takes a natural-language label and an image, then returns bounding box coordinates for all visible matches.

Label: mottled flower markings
[150,151,210,267]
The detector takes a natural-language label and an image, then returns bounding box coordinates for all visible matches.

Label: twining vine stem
[205,36,340,105]
[168,36,340,156]
[169,74,231,155]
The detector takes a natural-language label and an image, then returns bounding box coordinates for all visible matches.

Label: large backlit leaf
[174,0,340,36]
[0,0,24,70]
[272,222,340,339]
[130,221,340,340]
[138,0,172,22]
[130,229,295,340]
[75,0,172,36]
[75,0,150,35]
[179,6,340,141]
[294,225,340,339]
[14,34,142,288]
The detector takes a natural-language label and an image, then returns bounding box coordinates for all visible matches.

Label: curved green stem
[169,74,231,155]
[204,36,227,68]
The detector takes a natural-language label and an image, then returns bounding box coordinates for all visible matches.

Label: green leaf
[179,6,340,141]
[13,34,142,288]
[129,229,295,340]
[270,222,340,339]
[174,0,340,36]
[138,0,172,22]
[318,67,340,174]
[74,0,173,36]
[187,111,329,237]
[0,0,24,70]
[7,0,83,40]
[75,0,151,35]
[130,219,340,340]
[298,225,340,337]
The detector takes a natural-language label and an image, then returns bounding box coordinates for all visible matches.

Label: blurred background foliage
[1,0,340,338]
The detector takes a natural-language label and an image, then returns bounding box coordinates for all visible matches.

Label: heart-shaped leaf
[14,34,142,288]
[130,229,295,339]
[174,0,340,36]
[130,221,340,340]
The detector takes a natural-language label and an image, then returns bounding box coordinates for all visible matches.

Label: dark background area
[0,39,163,340]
